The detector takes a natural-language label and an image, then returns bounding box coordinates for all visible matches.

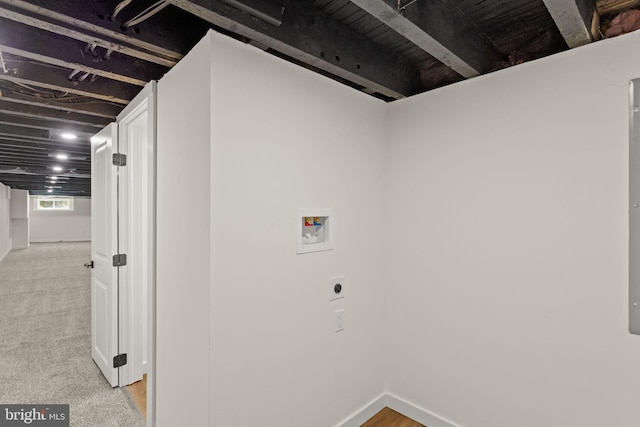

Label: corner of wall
[0,183,11,261]
[155,27,213,427]
[382,29,640,427]
[0,244,9,263]
[335,394,387,427]
[336,393,460,427]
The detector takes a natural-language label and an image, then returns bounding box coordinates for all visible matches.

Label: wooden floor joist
[597,0,640,15]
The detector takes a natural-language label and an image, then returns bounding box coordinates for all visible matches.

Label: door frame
[115,81,157,427]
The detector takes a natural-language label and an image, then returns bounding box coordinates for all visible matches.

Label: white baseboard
[0,247,9,264]
[336,393,387,427]
[338,392,460,427]
[386,393,460,427]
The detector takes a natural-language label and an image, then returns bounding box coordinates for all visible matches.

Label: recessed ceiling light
[52,166,63,172]
[61,133,77,140]
[47,189,53,193]
[50,176,58,180]
[56,154,68,160]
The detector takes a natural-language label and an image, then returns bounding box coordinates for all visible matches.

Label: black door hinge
[113,353,127,368]
[84,261,94,269]
[112,153,127,166]
[112,254,127,267]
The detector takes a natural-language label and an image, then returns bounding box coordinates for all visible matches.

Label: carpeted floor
[0,242,143,427]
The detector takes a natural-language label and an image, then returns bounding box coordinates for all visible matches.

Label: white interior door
[90,123,119,387]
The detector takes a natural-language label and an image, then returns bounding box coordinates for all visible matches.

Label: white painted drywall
[156,34,212,427]
[156,31,387,427]
[29,197,91,242]
[208,33,387,427]
[384,32,640,427]
[10,189,29,249]
[10,189,29,219]
[0,183,10,261]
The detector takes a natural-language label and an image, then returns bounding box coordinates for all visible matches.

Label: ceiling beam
[0,92,121,120]
[0,147,88,162]
[0,123,48,139]
[542,0,595,48]
[168,0,423,99]
[0,167,92,177]
[0,101,109,130]
[0,18,168,86]
[0,57,137,104]
[0,0,183,65]
[597,0,640,15]
[0,112,103,135]
[0,4,177,68]
[0,138,90,156]
[0,155,88,170]
[0,172,90,196]
[0,151,49,160]
[0,157,88,169]
[221,0,283,26]
[0,176,86,183]
[348,0,503,77]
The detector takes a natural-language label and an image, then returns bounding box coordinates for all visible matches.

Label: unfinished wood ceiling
[0,0,636,195]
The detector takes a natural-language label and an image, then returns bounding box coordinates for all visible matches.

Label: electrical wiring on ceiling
[122,0,169,28]
[111,0,133,20]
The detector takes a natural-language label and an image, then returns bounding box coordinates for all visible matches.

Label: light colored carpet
[0,242,143,427]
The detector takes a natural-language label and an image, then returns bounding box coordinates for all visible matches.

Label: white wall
[29,197,91,242]
[0,183,10,261]
[156,34,211,427]
[384,32,640,427]
[10,188,29,218]
[156,31,387,427]
[10,189,29,249]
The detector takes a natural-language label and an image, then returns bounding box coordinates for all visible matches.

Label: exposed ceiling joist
[0,157,87,168]
[597,0,640,15]
[0,3,178,67]
[0,100,109,128]
[0,0,207,196]
[0,0,630,197]
[542,0,595,48]
[221,0,284,26]
[0,18,167,87]
[0,137,90,156]
[0,153,88,167]
[168,0,422,99]
[0,92,121,120]
[0,0,184,65]
[0,173,89,196]
[0,123,47,139]
[0,112,103,136]
[348,0,503,78]
[0,147,88,163]
[0,57,138,104]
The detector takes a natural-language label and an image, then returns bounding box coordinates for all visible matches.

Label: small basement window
[35,197,73,211]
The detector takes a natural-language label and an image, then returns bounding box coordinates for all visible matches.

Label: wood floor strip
[361,406,425,427]
[128,374,147,419]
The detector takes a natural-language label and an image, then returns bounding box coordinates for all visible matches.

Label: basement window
[35,197,73,211]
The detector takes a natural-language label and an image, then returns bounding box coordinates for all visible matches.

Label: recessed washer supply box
[296,208,333,254]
